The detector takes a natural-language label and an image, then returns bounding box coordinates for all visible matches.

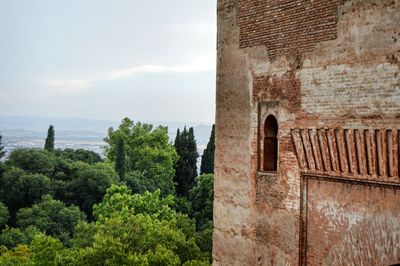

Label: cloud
[40,52,216,93]
[107,52,215,80]
[43,79,94,94]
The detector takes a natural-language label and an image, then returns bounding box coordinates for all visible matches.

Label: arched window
[263,115,278,171]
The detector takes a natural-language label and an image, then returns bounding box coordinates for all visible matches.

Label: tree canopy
[189,174,214,256]
[64,162,119,219]
[1,148,113,221]
[104,118,178,196]
[6,148,55,176]
[115,136,126,179]
[54,148,102,164]
[44,125,55,152]
[0,134,5,160]
[0,119,213,265]
[189,174,214,231]
[174,127,199,197]
[200,125,215,175]
[0,167,53,219]
[0,226,40,249]
[0,185,211,265]
[0,202,9,230]
[16,195,86,245]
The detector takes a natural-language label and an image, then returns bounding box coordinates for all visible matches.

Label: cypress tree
[174,129,181,155]
[0,134,5,160]
[115,136,126,179]
[44,125,55,152]
[187,127,199,177]
[174,127,186,196]
[174,127,199,197]
[200,124,215,174]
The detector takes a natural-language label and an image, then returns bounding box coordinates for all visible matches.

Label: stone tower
[213,0,400,265]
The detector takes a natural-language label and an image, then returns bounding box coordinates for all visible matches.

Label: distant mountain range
[0,116,213,157]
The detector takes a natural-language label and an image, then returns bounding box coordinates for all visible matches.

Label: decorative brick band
[291,128,400,182]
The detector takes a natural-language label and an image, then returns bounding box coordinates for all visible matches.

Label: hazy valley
[0,116,212,158]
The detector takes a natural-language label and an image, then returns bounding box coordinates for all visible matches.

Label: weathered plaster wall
[214,0,400,265]
[305,177,400,265]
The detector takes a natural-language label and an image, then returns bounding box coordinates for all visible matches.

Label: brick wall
[300,63,400,118]
[214,0,400,265]
[237,0,346,59]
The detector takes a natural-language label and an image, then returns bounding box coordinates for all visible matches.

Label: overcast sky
[0,0,216,124]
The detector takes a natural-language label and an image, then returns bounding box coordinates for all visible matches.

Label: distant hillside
[0,116,213,158]
[0,116,119,132]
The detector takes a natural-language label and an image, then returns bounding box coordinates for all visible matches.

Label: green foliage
[0,162,4,177]
[189,174,214,258]
[194,222,213,257]
[189,174,214,230]
[115,137,126,179]
[104,118,178,196]
[0,185,209,266]
[182,260,210,266]
[44,125,55,152]
[200,125,215,175]
[0,202,9,229]
[51,156,76,181]
[65,162,118,219]
[2,149,117,220]
[124,171,156,195]
[6,148,55,176]
[174,128,181,153]
[0,134,5,160]
[0,167,53,216]
[16,195,86,245]
[70,227,152,265]
[174,127,199,197]
[0,182,211,266]
[69,221,97,248]
[146,244,181,266]
[54,148,102,164]
[5,148,101,181]
[173,196,192,216]
[91,185,205,263]
[0,244,31,266]
[0,119,213,265]
[30,233,64,265]
[83,214,197,264]
[187,128,199,177]
[0,226,40,249]
[93,185,176,222]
